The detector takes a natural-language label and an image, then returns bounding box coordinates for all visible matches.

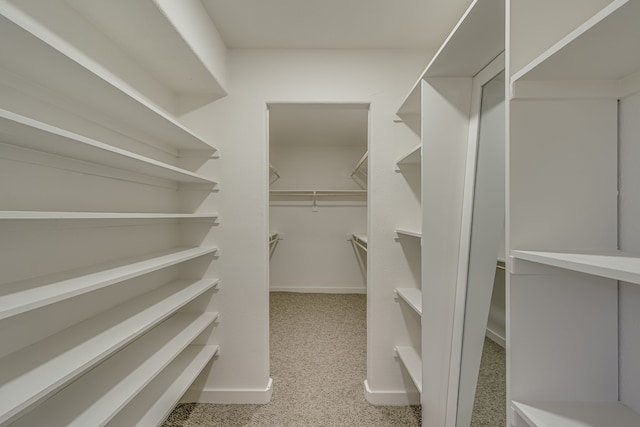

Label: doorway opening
[266,102,371,411]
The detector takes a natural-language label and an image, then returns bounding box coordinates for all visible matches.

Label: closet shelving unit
[393,0,505,423]
[508,0,640,425]
[0,1,222,425]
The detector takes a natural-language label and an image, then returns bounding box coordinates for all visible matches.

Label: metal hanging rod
[270,190,367,211]
[270,190,367,196]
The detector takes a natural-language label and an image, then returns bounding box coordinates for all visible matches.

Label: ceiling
[201,0,473,49]
[269,104,368,146]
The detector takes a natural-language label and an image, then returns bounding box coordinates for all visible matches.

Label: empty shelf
[0,109,216,185]
[395,346,422,394]
[512,400,640,427]
[396,145,421,166]
[8,313,218,427]
[350,233,368,252]
[350,150,368,177]
[0,10,214,152]
[396,288,422,316]
[511,249,640,285]
[396,228,422,239]
[107,345,219,427]
[512,0,640,83]
[0,246,218,321]
[397,0,504,115]
[0,211,218,220]
[0,280,218,425]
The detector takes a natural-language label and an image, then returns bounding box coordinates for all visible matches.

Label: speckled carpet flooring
[163,292,505,427]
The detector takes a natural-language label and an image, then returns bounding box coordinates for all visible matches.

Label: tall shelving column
[0,1,224,425]
[392,85,423,399]
[394,0,505,424]
[508,0,640,425]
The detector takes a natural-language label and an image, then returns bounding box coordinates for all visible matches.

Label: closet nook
[268,103,368,294]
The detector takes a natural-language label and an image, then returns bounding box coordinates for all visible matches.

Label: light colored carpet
[164,293,505,427]
[163,292,421,427]
[471,338,506,427]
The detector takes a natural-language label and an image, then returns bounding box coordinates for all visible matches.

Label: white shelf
[65,0,225,109]
[512,400,640,427]
[0,9,214,152]
[397,0,504,115]
[350,150,368,177]
[396,145,421,166]
[0,280,218,425]
[0,109,217,185]
[0,211,218,220]
[395,228,422,239]
[351,233,368,253]
[395,288,422,316]
[107,345,219,427]
[395,346,422,394]
[511,0,640,83]
[511,249,640,285]
[8,313,218,427]
[0,246,218,321]
[352,234,368,245]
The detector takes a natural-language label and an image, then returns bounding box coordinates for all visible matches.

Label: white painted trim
[363,380,420,406]
[486,327,506,348]
[447,52,506,427]
[269,287,366,294]
[181,378,273,404]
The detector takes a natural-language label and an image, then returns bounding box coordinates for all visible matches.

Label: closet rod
[270,191,367,197]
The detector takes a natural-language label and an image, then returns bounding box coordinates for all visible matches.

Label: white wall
[618,90,640,414]
[179,48,429,402]
[270,144,367,293]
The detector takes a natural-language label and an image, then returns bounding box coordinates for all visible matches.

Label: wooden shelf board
[395,228,422,239]
[0,246,218,321]
[512,400,640,427]
[0,10,214,152]
[8,313,217,427]
[107,345,219,427]
[397,145,422,166]
[395,346,422,394]
[0,109,216,185]
[0,211,218,220]
[397,0,504,114]
[511,249,640,285]
[396,288,422,316]
[512,0,640,83]
[0,280,218,426]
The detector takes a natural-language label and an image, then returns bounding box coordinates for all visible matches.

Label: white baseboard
[486,327,506,348]
[181,378,273,404]
[270,286,366,294]
[363,380,420,406]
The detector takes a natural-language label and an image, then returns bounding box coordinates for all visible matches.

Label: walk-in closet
[1,0,639,426]
[268,103,368,294]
